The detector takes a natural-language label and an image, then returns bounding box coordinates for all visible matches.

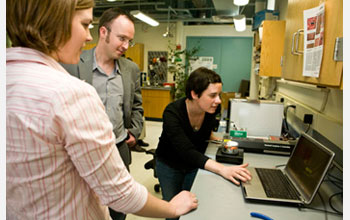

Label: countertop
[180,141,343,220]
[141,86,172,91]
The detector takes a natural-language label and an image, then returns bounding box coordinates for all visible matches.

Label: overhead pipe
[155,4,192,18]
[94,1,166,9]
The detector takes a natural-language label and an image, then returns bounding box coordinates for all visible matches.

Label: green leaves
[167,41,200,100]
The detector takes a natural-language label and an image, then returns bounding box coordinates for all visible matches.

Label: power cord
[283,105,296,137]
[304,124,311,133]
[325,175,343,190]
[299,192,343,218]
[298,183,343,217]
[325,165,343,190]
[303,114,313,133]
[329,192,343,214]
[318,191,328,220]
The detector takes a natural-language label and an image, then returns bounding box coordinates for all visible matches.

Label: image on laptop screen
[285,135,335,202]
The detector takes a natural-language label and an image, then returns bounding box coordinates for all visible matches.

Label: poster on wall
[189,56,214,73]
[302,3,325,78]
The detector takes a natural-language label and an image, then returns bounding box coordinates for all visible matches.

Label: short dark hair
[185,67,222,100]
[98,8,134,36]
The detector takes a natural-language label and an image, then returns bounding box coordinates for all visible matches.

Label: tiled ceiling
[93,0,259,25]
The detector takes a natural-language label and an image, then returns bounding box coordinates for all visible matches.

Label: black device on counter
[231,137,297,156]
[216,146,244,165]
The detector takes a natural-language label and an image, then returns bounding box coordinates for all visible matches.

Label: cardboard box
[221,92,236,114]
[253,10,279,30]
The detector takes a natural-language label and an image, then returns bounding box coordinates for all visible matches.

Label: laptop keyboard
[255,168,300,200]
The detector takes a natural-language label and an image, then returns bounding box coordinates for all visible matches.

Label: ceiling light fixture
[233,0,249,6]
[233,15,246,32]
[163,7,173,38]
[163,27,174,38]
[130,10,159,27]
[267,0,276,10]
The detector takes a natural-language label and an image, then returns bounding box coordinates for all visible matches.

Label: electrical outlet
[304,114,313,124]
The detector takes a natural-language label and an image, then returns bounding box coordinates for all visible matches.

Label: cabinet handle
[291,32,297,55]
[291,29,304,55]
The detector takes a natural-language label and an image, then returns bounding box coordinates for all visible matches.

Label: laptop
[241,133,335,205]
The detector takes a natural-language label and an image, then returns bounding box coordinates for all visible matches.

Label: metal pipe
[277,79,330,92]
[94,2,165,8]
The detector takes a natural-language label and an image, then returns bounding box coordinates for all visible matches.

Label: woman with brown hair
[6,0,197,219]
[156,67,251,220]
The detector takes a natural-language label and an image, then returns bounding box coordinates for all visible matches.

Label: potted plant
[168,42,200,100]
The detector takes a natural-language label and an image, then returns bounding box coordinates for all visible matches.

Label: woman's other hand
[219,163,252,185]
[169,191,198,217]
[205,159,252,185]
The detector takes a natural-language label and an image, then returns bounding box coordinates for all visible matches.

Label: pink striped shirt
[6,47,148,220]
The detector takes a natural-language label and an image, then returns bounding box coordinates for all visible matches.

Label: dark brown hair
[186,67,222,100]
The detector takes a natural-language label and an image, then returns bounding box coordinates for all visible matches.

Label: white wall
[275,82,343,149]
[134,22,176,73]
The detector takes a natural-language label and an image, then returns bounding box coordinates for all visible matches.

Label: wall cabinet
[281,0,343,87]
[259,20,286,77]
[125,43,144,71]
[141,88,173,119]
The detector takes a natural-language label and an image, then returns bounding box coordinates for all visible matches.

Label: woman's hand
[169,191,198,217]
[134,191,198,218]
[204,159,252,185]
[219,163,252,185]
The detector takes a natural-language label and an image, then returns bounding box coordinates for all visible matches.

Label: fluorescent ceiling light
[106,0,117,2]
[267,0,276,10]
[233,15,246,32]
[130,10,159,27]
[233,0,249,6]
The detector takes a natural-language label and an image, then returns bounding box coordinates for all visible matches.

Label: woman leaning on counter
[155,67,252,220]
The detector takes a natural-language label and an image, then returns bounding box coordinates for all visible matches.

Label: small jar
[223,140,239,154]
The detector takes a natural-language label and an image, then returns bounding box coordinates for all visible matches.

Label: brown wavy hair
[6,0,94,55]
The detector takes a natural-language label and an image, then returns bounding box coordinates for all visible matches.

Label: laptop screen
[285,133,335,203]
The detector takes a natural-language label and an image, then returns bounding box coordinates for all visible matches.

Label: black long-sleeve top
[156,97,219,171]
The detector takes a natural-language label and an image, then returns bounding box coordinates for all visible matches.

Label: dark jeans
[109,208,126,220]
[156,159,198,220]
[116,141,131,170]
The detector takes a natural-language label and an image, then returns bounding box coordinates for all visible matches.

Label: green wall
[186,36,253,92]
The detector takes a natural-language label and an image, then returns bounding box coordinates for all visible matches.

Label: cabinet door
[141,89,173,119]
[125,43,144,71]
[282,0,343,87]
[259,20,286,77]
